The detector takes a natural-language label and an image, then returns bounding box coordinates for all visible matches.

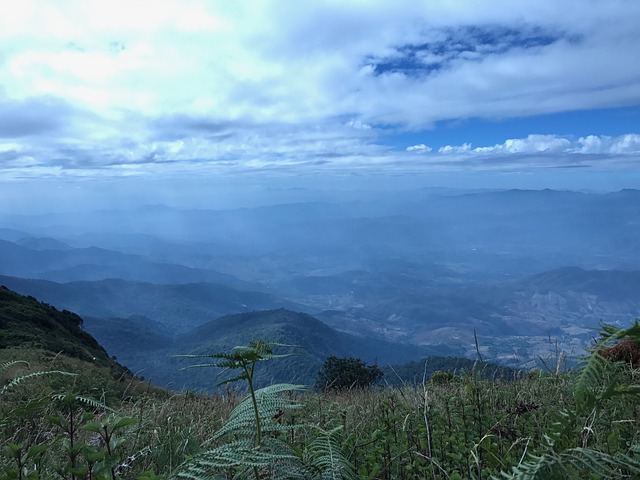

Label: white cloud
[610,134,640,154]
[0,1,640,178]
[473,135,572,154]
[575,134,640,154]
[438,143,472,154]
[438,134,640,157]
[406,144,432,153]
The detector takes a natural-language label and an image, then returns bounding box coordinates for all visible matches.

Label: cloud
[438,143,472,154]
[574,133,640,154]
[438,134,640,156]
[0,1,639,178]
[406,144,432,153]
[469,135,571,154]
[0,95,83,138]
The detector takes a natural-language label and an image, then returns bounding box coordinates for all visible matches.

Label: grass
[1,329,639,479]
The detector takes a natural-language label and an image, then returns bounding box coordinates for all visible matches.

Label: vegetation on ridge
[1,287,639,479]
[0,285,114,367]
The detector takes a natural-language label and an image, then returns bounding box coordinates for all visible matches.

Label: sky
[1,0,640,205]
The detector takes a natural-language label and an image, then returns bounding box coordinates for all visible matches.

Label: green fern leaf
[306,426,356,480]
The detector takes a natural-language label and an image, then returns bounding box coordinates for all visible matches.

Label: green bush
[315,356,383,391]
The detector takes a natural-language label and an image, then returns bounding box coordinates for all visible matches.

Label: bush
[315,356,383,391]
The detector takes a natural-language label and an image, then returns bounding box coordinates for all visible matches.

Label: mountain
[84,309,444,391]
[15,236,73,250]
[0,275,301,331]
[518,266,640,301]
[2,188,639,374]
[0,285,113,367]
[0,228,32,242]
[0,238,249,285]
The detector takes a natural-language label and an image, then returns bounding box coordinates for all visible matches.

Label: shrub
[315,356,383,391]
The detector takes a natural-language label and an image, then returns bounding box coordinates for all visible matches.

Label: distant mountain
[84,308,443,391]
[518,266,640,301]
[0,238,248,285]
[2,188,639,373]
[15,236,73,250]
[0,275,304,331]
[0,228,32,242]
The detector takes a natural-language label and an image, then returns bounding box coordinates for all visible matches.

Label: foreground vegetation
[2,321,640,479]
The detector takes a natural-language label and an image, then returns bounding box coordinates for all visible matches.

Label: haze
[1,1,640,381]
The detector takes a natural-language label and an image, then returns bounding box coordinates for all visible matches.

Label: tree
[315,356,383,391]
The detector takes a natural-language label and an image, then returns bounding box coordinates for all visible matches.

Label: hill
[0,285,167,404]
[0,237,250,286]
[0,284,112,366]
[0,275,301,332]
[84,308,445,391]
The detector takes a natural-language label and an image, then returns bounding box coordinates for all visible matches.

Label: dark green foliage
[130,308,432,391]
[498,321,640,479]
[0,286,112,367]
[315,356,383,391]
[382,356,521,387]
[1,288,639,480]
[175,341,356,480]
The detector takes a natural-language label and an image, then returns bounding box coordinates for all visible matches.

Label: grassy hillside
[1,322,638,480]
[0,285,112,366]
[1,287,639,479]
[0,285,163,406]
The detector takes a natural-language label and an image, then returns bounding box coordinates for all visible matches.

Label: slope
[0,285,111,365]
[86,309,444,391]
[0,275,301,331]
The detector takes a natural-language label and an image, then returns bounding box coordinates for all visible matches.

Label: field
[2,325,639,480]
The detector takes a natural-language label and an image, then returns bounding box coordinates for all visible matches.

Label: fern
[306,426,356,480]
[497,321,640,480]
[0,360,76,396]
[502,446,640,479]
[213,383,306,440]
[173,341,356,480]
[50,392,114,412]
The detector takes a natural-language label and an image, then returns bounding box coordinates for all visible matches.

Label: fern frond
[214,384,306,440]
[503,445,640,479]
[497,450,566,480]
[0,360,30,372]
[306,426,356,480]
[176,438,306,479]
[573,321,640,412]
[566,446,640,477]
[1,370,76,396]
[50,393,114,412]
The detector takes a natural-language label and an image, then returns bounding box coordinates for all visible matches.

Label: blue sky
[0,0,639,198]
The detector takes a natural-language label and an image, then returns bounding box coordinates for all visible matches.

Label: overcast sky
[1,0,639,196]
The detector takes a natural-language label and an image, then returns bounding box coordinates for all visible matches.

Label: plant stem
[244,360,262,480]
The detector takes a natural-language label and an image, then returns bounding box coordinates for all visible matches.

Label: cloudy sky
[1,0,640,196]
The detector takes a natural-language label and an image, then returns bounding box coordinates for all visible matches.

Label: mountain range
[1,188,639,376]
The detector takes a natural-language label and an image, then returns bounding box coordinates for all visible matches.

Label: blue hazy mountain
[1,188,639,370]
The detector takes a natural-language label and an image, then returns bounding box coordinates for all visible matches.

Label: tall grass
[1,324,639,479]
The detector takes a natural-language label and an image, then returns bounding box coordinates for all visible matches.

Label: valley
[1,188,639,388]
